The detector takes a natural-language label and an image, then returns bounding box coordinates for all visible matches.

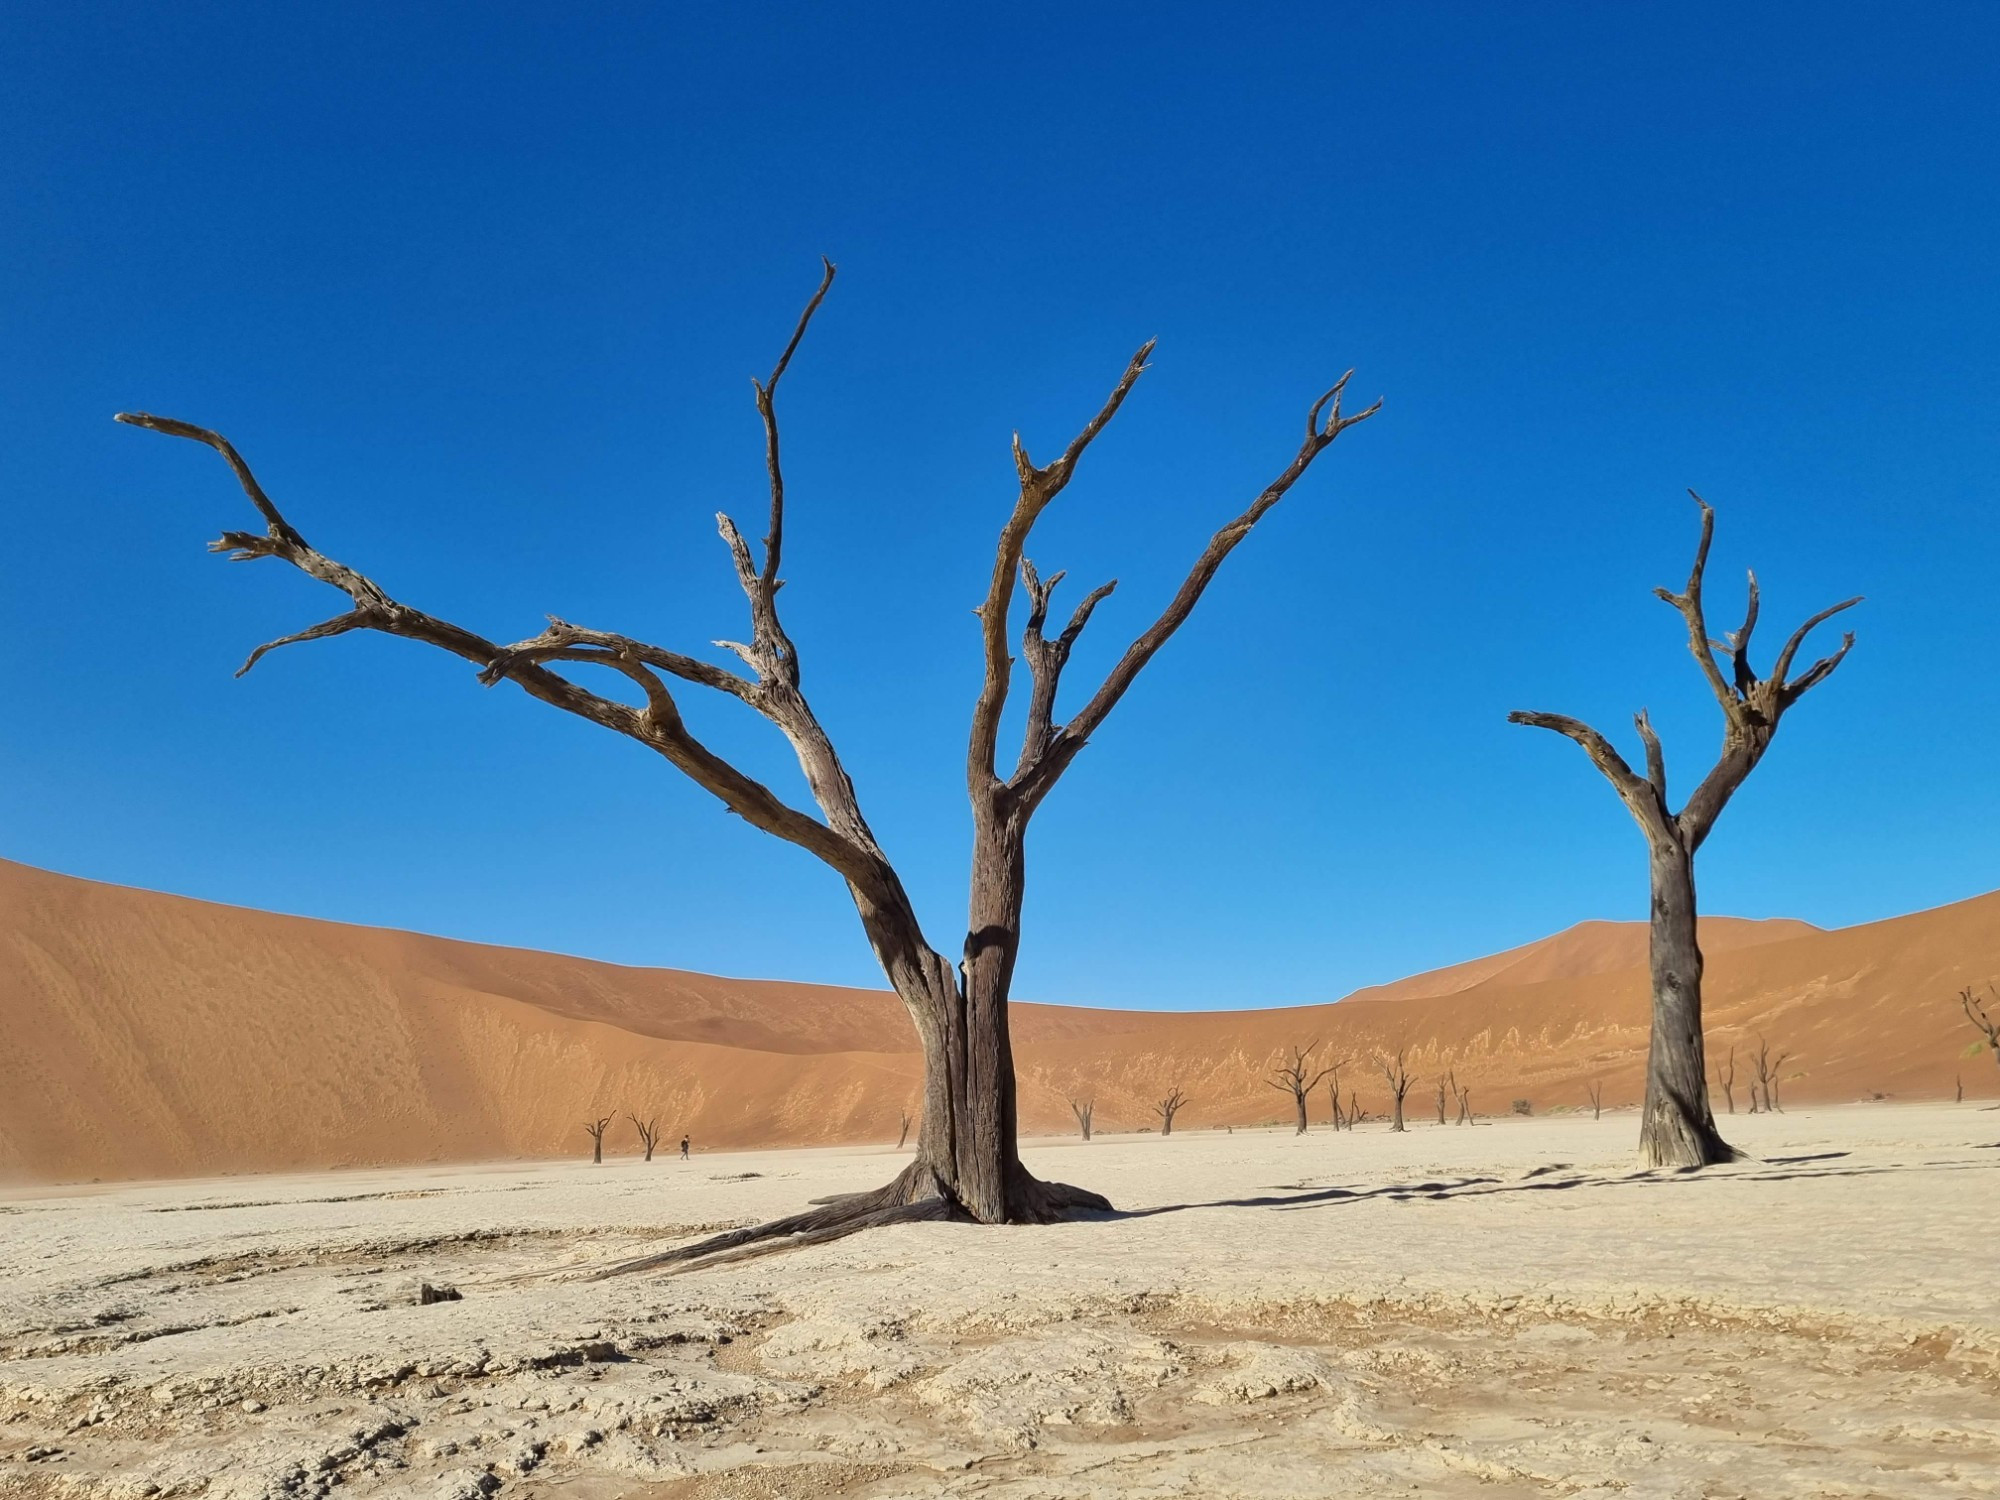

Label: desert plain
[3,1103,1997,1500]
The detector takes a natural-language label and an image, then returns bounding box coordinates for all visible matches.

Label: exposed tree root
[583,1158,1111,1279]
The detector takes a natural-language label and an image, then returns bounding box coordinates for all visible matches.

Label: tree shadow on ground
[1102,1148,2000,1223]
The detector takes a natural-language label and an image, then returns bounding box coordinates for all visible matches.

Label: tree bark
[1638,843,1737,1167]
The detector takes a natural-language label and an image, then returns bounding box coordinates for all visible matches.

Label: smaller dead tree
[584,1115,613,1165]
[897,1108,913,1150]
[1955,1074,1964,1104]
[1750,1037,1791,1113]
[1434,1077,1449,1125]
[628,1113,660,1162]
[1714,1045,1737,1115]
[1586,1080,1603,1121]
[1345,1090,1367,1127]
[1448,1071,1472,1125]
[1069,1097,1095,1142]
[1381,1050,1414,1132]
[1327,1075,1347,1131]
[1154,1087,1188,1137]
[1267,1042,1338,1135]
[1964,987,2000,1068]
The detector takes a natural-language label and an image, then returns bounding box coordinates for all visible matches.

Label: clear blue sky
[4,4,1996,1009]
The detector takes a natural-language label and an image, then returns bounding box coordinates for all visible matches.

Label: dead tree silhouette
[1751,1036,1792,1113]
[1069,1097,1095,1142]
[1381,1050,1414,1132]
[584,1116,613,1165]
[628,1114,661,1162]
[1267,1043,1339,1134]
[118,261,1377,1272]
[897,1109,913,1150]
[1154,1087,1188,1136]
[1714,1044,1738,1115]
[1448,1071,1472,1125]
[1963,987,2000,1069]
[1435,1077,1449,1125]
[1586,1080,1603,1120]
[1510,495,1859,1167]
[1327,1074,1347,1131]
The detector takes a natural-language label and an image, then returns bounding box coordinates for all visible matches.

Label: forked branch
[1510,493,1861,853]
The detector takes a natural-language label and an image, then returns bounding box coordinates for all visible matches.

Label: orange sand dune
[1,857,1993,1182]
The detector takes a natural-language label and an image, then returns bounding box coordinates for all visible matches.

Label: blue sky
[4,4,1996,1009]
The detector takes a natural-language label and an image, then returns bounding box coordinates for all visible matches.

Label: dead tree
[1510,496,1859,1168]
[1154,1087,1188,1137]
[1327,1074,1347,1131]
[1956,1074,1964,1104]
[584,1115,613,1165]
[1267,1043,1339,1134]
[1448,1070,1471,1125]
[117,263,1378,1270]
[1380,1050,1414,1132]
[897,1108,913,1150]
[1434,1077,1449,1125]
[1069,1097,1095,1142]
[1586,1080,1603,1120]
[1751,1037,1792,1113]
[1964,987,2000,1068]
[628,1113,661,1162]
[1714,1044,1737,1115]
[1345,1091,1367,1127]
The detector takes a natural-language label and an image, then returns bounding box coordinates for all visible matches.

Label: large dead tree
[628,1113,661,1162]
[584,1115,613,1165]
[1380,1050,1413,1132]
[1153,1087,1188,1137]
[1963,987,2000,1068]
[118,263,1376,1270]
[1267,1043,1339,1134]
[1510,496,1859,1169]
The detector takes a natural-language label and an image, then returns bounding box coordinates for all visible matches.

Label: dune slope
[1,857,1992,1180]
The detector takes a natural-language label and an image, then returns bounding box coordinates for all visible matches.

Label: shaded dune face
[1,857,1992,1182]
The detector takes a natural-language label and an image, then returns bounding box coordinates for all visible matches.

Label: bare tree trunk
[1638,844,1737,1167]
[1154,1088,1187,1136]
[1435,1079,1448,1125]
[1068,1095,1095,1142]
[1586,1080,1603,1120]
[584,1116,612,1165]
[1714,1045,1736,1114]
[1381,1051,1412,1132]
[897,1109,912,1150]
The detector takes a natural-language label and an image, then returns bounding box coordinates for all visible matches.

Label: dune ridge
[1,856,1992,1182]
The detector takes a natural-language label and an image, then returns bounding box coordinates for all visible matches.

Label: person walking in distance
[679,1134,690,1162]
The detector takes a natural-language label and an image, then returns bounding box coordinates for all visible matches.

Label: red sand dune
[2,856,1994,1182]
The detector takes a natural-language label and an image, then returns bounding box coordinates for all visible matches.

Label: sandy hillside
[3,857,1996,1182]
[0,1106,1995,1498]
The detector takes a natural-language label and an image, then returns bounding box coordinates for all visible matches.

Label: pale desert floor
[2,1105,1997,1500]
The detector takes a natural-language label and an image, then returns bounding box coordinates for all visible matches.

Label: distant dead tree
[1510,496,1859,1168]
[1380,1050,1414,1132]
[1586,1080,1603,1121]
[1955,1074,1963,1104]
[1714,1044,1738,1115]
[1327,1074,1347,1131]
[1963,987,2000,1068]
[628,1113,661,1162]
[1345,1091,1367,1127]
[1153,1087,1188,1137]
[1749,1036,1792,1113]
[1069,1097,1095,1142]
[1448,1070,1472,1125]
[1267,1043,1339,1135]
[118,261,1378,1267]
[1434,1077,1449,1125]
[897,1108,914,1150]
[584,1115,613,1165]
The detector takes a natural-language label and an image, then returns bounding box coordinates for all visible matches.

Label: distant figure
[679,1135,690,1161]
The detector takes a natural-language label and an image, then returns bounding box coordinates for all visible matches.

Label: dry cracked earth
[2,1107,1997,1498]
